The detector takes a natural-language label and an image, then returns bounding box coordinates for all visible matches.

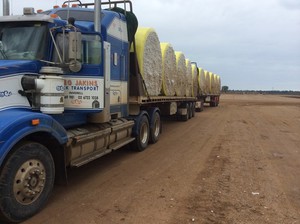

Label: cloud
[0,0,299,90]
[279,0,300,10]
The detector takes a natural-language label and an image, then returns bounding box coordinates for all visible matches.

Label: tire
[149,111,161,144]
[180,103,189,122]
[131,115,150,151]
[0,141,55,223]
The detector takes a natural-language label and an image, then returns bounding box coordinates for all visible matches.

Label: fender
[0,109,68,165]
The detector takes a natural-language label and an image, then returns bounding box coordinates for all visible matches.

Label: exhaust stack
[3,0,9,16]
[94,0,101,32]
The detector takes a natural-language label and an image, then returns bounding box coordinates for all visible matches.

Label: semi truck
[0,0,220,222]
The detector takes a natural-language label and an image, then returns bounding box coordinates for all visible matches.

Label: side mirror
[68,31,82,72]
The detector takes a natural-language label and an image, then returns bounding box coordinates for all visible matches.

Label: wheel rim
[140,122,149,144]
[13,159,46,205]
[153,117,160,138]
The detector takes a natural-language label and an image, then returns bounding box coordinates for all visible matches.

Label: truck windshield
[0,22,47,60]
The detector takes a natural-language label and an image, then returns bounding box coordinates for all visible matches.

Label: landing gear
[191,102,195,117]
[188,102,193,119]
[195,99,204,112]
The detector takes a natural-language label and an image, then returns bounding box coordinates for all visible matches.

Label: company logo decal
[0,90,12,97]
[56,85,65,91]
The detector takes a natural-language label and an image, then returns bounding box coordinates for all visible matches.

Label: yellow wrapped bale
[191,64,198,97]
[212,73,220,94]
[174,51,186,96]
[185,59,193,97]
[160,43,176,96]
[209,72,216,95]
[215,75,221,94]
[198,67,205,95]
[204,70,210,95]
[134,27,162,96]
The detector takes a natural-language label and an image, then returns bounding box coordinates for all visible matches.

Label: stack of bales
[134,27,162,96]
[185,59,193,97]
[133,26,219,97]
[174,52,186,96]
[191,64,198,97]
[160,43,176,96]
[197,67,205,95]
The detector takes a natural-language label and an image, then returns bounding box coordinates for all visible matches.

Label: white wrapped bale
[160,43,176,96]
[191,64,198,97]
[135,27,162,96]
[198,67,205,95]
[214,74,218,94]
[213,73,217,94]
[216,75,221,94]
[212,74,220,95]
[174,52,186,96]
[208,72,215,95]
[204,70,210,95]
[185,59,193,97]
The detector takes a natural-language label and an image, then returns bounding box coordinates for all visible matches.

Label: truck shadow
[49,146,137,203]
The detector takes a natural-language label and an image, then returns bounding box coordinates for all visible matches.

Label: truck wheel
[181,103,189,122]
[131,115,150,151]
[149,111,161,144]
[0,141,55,223]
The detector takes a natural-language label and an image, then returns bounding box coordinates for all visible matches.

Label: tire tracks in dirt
[173,99,300,224]
[23,95,300,224]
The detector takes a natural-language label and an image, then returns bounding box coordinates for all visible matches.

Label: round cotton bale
[208,72,215,95]
[134,27,162,96]
[209,72,214,94]
[191,64,198,97]
[213,74,218,94]
[216,75,221,94]
[208,72,213,94]
[204,70,210,95]
[198,67,205,95]
[160,43,176,96]
[174,52,186,96]
[185,59,193,97]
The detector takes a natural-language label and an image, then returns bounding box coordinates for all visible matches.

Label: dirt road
[24,94,300,224]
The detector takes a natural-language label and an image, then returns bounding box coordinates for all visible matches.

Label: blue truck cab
[0,2,147,222]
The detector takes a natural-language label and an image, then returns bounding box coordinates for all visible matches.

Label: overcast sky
[1,0,300,90]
